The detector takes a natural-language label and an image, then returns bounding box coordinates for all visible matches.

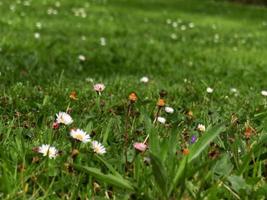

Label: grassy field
[1,0,267,199]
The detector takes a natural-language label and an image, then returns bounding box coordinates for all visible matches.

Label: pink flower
[53,122,59,129]
[133,142,147,152]
[93,83,105,93]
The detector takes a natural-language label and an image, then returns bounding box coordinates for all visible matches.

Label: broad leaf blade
[150,152,168,195]
[188,125,225,163]
[168,156,187,196]
[95,155,123,179]
[74,165,134,191]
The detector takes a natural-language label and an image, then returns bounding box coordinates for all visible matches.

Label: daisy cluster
[127,77,209,153]
[35,110,106,159]
[33,76,267,160]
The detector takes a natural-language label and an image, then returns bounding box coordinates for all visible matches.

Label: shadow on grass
[109,0,267,23]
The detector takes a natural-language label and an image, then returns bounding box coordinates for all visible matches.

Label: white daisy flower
[55,1,61,7]
[36,22,42,29]
[189,22,194,28]
[181,25,186,31]
[10,5,16,11]
[37,144,59,159]
[206,87,213,93]
[100,37,106,46]
[70,129,91,143]
[91,141,106,155]
[81,36,86,41]
[157,116,166,124]
[93,83,105,92]
[261,90,267,96]
[85,77,94,83]
[34,32,40,39]
[165,106,174,114]
[197,124,206,132]
[140,76,149,83]
[78,55,86,61]
[230,88,237,93]
[214,34,219,40]
[170,33,177,40]
[166,19,172,24]
[56,112,73,125]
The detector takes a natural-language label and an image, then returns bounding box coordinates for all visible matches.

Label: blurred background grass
[0,0,267,87]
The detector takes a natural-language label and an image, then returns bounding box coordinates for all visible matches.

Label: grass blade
[150,152,168,196]
[168,156,187,196]
[95,155,123,179]
[74,165,134,191]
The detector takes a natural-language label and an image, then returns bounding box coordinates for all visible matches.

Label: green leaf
[238,132,267,175]
[150,152,168,195]
[213,154,233,179]
[95,155,123,179]
[74,165,134,191]
[168,156,187,196]
[102,119,113,145]
[227,175,249,193]
[257,132,267,145]
[188,125,225,163]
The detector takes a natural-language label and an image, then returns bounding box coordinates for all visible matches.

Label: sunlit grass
[0,0,267,199]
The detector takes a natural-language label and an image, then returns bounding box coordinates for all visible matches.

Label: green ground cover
[0,0,267,199]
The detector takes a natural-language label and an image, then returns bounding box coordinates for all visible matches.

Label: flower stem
[143,134,149,144]
[124,102,132,170]
[153,106,161,124]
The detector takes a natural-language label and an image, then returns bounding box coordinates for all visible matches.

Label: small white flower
[140,76,149,83]
[70,129,91,143]
[172,22,177,28]
[91,141,106,155]
[85,77,94,83]
[181,25,186,31]
[23,1,30,6]
[100,37,106,46]
[81,36,86,41]
[189,22,194,28]
[56,112,73,125]
[261,90,267,96]
[197,124,206,132]
[47,8,57,15]
[170,33,177,40]
[34,32,40,39]
[36,22,42,29]
[93,83,105,92]
[78,55,86,61]
[55,1,61,7]
[165,106,174,114]
[214,34,219,40]
[38,144,58,159]
[157,116,166,124]
[206,87,213,93]
[230,88,237,93]
[166,19,172,24]
[10,5,16,11]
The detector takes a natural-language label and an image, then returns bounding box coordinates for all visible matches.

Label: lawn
[0,0,267,199]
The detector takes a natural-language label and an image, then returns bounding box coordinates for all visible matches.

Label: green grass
[1,0,267,199]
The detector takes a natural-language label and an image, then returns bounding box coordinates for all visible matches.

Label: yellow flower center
[75,134,84,141]
[94,147,100,153]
